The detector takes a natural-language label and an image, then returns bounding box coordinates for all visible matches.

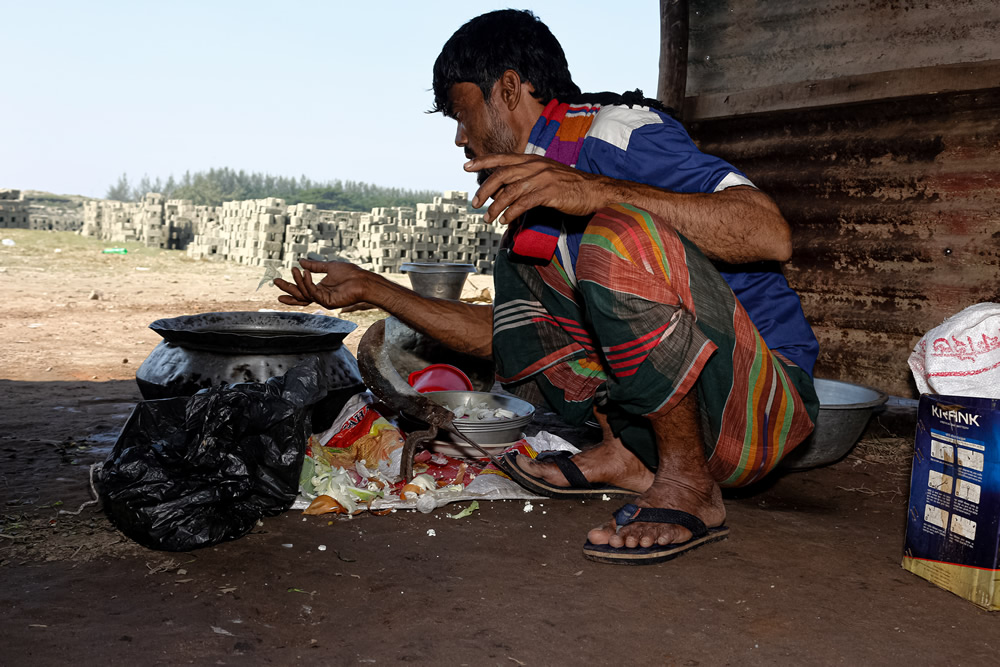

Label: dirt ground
[1,229,996,666]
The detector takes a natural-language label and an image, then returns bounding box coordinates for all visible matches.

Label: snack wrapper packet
[308,393,404,480]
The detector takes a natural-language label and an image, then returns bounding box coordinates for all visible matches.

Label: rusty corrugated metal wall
[673,1,1000,397]
[686,0,1000,97]
[691,91,1000,398]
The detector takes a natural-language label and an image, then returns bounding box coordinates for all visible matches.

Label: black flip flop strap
[536,450,592,490]
[613,503,708,538]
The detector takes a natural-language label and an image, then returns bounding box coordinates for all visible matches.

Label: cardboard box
[902,394,1000,610]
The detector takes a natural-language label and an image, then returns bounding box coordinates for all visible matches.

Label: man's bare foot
[513,436,655,493]
[512,408,654,493]
[585,475,726,549]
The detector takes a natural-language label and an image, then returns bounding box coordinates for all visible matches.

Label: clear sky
[2,1,660,200]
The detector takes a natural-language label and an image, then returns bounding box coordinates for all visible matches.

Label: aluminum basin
[781,378,888,471]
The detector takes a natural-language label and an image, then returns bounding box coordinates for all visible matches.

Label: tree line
[105,168,442,211]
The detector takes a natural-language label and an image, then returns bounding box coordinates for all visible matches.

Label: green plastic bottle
[102,247,128,254]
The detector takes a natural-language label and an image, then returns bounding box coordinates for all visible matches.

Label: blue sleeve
[720,268,819,377]
[576,110,747,194]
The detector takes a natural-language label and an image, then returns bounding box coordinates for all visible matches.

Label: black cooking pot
[136,311,365,431]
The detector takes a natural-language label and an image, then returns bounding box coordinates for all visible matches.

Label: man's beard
[476,102,519,186]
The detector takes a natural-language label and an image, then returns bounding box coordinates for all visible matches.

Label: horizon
[3,2,659,201]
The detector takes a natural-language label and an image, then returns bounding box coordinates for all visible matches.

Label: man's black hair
[431,10,675,118]
[431,9,581,115]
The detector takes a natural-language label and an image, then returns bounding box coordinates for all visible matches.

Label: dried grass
[851,435,913,468]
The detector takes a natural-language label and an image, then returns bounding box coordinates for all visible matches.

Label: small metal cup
[401,262,476,300]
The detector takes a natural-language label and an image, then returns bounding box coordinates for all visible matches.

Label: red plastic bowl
[407,363,474,393]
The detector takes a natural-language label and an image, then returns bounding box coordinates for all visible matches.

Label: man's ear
[498,69,523,111]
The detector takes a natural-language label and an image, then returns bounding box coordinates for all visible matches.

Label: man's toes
[656,528,689,546]
[585,526,610,545]
[586,521,616,545]
[620,527,646,549]
[617,523,692,549]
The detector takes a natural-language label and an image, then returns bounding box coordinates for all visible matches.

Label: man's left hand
[466,153,609,224]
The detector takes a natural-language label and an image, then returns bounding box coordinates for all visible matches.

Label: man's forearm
[467,154,792,264]
[364,273,494,359]
[596,180,792,264]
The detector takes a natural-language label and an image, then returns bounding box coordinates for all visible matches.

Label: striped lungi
[492,204,818,487]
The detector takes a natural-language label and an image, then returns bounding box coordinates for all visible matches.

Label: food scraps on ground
[447,501,479,519]
[298,398,541,516]
[399,473,436,500]
[303,495,351,515]
[300,456,383,515]
[299,453,472,515]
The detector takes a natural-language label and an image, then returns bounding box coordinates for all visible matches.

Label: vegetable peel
[447,501,479,519]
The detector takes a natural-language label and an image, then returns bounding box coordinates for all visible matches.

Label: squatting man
[276,9,819,565]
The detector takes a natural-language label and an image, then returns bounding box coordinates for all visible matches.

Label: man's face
[446,82,519,185]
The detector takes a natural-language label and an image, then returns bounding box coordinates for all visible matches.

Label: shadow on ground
[2,379,995,666]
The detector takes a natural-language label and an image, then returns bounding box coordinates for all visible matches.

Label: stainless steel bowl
[424,390,535,446]
[781,378,888,471]
[401,262,475,300]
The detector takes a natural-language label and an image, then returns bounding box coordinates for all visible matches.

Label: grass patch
[0,229,202,274]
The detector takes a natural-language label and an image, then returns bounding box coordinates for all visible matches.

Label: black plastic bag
[98,363,325,551]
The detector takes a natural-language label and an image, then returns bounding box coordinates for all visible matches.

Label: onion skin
[303,495,349,515]
[399,483,425,500]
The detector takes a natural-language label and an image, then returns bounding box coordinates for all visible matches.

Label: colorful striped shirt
[510,98,818,376]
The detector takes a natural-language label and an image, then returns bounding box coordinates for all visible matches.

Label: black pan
[149,311,356,354]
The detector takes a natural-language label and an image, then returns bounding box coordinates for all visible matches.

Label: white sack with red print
[908,302,1000,398]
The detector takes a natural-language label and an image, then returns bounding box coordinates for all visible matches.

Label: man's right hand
[276,258,495,359]
[274,259,369,310]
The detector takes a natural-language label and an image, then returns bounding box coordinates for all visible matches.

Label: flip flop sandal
[499,450,640,499]
[582,503,730,565]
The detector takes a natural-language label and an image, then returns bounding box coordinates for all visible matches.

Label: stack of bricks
[164,199,214,250]
[251,198,287,269]
[136,193,166,247]
[327,211,362,260]
[468,219,500,273]
[184,203,226,261]
[362,206,409,274]
[81,200,103,238]
[282,206,366,266]
[410,191,482,265]
[28,203,84,232]
[281,202,318,268]
[0,189,30,229]
[77,189,504,274]
[97,200,139,243]
[213,198,287,268]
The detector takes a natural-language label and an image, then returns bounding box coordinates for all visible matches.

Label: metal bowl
[424,390,535,446]
[781,378,888,471]
[401,262,475,300]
